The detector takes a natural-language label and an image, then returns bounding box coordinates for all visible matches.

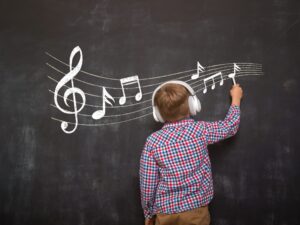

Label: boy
[140,81,243,225]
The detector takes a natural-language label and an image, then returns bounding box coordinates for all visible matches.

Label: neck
[167,114,190,123]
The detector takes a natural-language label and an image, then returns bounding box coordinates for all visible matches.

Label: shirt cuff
[144,209,154,219]
[230,104,240,112]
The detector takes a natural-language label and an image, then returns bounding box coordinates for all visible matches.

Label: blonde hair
[154,83,190,122]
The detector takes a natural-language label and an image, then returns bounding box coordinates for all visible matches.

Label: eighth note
[191,61,205,80]
[203,72,223,94]
[228,63,241,85]
[92,87,115,120]
[119,75,142,105]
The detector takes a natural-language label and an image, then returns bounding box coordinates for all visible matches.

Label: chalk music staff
[47,46,263,133]
[119,75,142,105]
[53,46,86,134]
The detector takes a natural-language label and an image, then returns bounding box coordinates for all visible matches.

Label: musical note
[92,87,115,120]
[119,75,142,105]
[54,46,86,134]
[203,72,223,94]
[228,63,241,85]
[191,61,205,80]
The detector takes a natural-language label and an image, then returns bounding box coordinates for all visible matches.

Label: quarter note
[54,46,86,134]
[92,87,115,120]
[203,72,223,94]
[191,61,205,80]
[119,75,142,105]
[228,63,241,85]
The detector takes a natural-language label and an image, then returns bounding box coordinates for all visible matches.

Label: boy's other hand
[230,84,243,106]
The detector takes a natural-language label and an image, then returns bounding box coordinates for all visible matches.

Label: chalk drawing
[50,73,263,127]
[49,70,261,109]
[92,87,115,120]
[46,51,261,81]
[228,63,241,85]
[191,61,205,80]
[203,72,224,94]
[47,62,226,90]
[119,75,142,105]
[47,65,261,100]
[53,46,86,134]
[47,46,263,134]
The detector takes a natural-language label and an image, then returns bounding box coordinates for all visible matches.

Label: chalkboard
[0,0,299,224]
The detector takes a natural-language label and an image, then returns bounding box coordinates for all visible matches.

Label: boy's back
[140,82,243,225]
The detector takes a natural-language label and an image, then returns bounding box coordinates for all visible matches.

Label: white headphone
[152,80,201,123]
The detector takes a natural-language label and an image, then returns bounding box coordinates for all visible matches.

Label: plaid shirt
[139,105,240,218]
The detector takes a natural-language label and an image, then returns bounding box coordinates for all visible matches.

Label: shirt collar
[163,117,195,129]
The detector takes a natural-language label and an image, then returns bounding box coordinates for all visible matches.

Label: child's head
[154,83,190,122]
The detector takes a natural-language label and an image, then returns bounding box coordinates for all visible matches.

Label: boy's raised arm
[203,84,243,145]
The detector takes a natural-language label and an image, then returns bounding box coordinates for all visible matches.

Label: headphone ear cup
[188,96,201,115]
[196,97,201,112]
[153,106,165,123]
[188,96,197,116]
[153,108,159,122]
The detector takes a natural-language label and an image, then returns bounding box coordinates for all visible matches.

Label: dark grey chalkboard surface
[0,0,299,224]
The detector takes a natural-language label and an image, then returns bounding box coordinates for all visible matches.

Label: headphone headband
[151,80,201,122]
[151,80,196,106]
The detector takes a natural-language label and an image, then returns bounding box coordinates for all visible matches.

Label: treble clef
[54,46,86,134]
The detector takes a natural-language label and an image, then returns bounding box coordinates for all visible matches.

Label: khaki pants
[155,206,210,225]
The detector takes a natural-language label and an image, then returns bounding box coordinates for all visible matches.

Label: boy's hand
[145,218,155,225]
[230,84,243,106]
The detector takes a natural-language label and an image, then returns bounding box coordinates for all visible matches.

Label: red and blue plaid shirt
[139,105,240,218]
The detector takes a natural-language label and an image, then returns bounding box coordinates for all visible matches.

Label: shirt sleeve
[203,105,241,145]
[139,140,159,219]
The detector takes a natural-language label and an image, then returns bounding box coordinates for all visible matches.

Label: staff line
[47,66,236,97]
[48,68,262,99]
[49,71,263,109]
[45,51,261,81]
[47,62,224,90]
[46,62,260,90]
[50,104,153,118]
[51,73,262,116]
[194,73,263,93]
[51,112,153,127]
[51,73,263,126]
